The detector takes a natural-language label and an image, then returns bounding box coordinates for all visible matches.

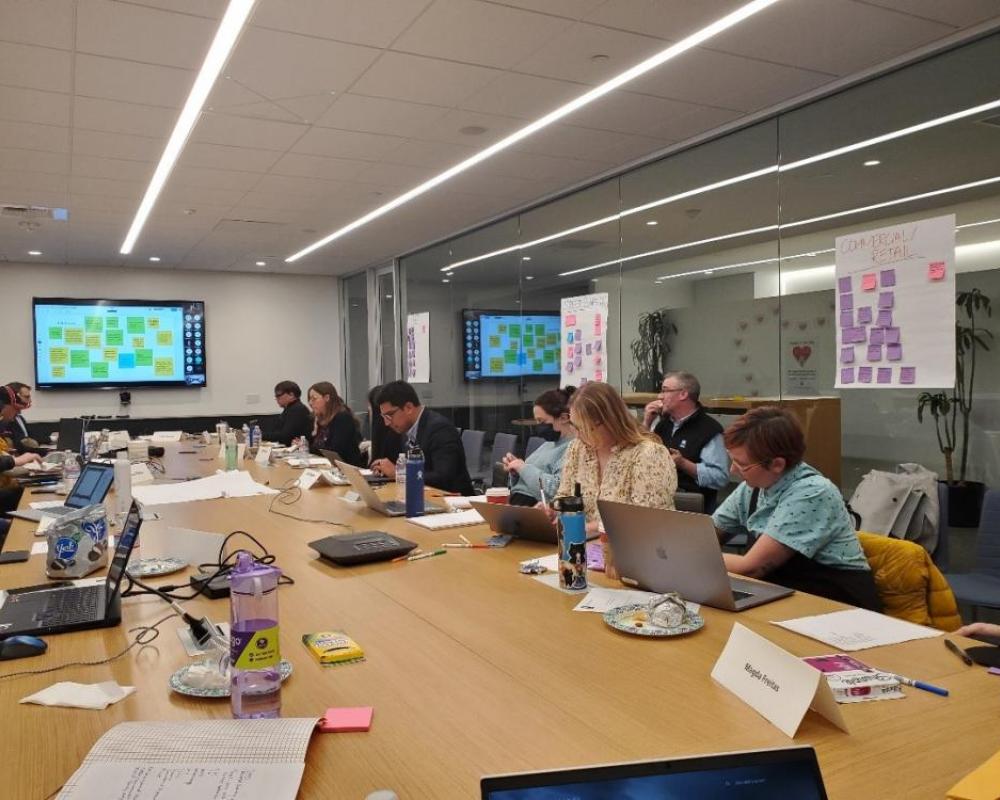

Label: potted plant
[628,309,677,392]
[917,288,993,526]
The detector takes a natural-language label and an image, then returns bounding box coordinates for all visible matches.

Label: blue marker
[894,674,949,697]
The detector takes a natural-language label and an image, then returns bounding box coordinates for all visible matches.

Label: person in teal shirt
[712,406,880,611]
[501,387,576,506]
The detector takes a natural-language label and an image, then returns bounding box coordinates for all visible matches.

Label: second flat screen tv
[463,309,561,381]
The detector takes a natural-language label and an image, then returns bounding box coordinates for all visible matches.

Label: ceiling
[1,0,999,276]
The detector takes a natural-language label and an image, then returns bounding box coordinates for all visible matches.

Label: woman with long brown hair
[307,381,363,466]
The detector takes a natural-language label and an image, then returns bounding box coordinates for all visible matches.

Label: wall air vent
[1,204,68,221]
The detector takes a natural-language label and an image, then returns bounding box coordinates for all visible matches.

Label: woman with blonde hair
[307,381,363,466]
[554,381,676,534]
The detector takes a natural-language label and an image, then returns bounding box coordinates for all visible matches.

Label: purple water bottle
[230,551,282,718]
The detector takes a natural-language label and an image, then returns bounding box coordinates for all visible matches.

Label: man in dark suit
[263,380,313,446]
[370,381,473,495]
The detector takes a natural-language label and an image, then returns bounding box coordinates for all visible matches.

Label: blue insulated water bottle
[556,482,587,590]
[405,445,425,517]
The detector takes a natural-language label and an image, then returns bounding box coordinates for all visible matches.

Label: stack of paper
[406,509,484,530]
[772,608,942,651]
[131,470,277,507]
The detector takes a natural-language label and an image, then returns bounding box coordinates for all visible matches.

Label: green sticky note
[135,349,153,367]
[488,335,501,348]
[543,350,555,363]
[546,334,558,346]
[90,362,109,379]
[85,316,103,333]
[106,328,124,346]
[533,360,543,371]
[48,326,62,340]
[504,350,517,364]
[535,324,545,337]
[70,349,89,368]
[523,335,534,347]
[509,324,521,337]
[127,317,145,334]
[489,357,504,372]
[105,316,120,329]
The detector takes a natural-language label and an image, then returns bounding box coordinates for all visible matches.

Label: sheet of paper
[572,587,701,615]
[141,524,225,564]
[520,553,558,571]
[772,608,942,651]
[31,541,48,555]
[405,509,484,530]
[131,470,277,507]
[30,500,65,510]
[151,431,183,442]
[442,495,488,510]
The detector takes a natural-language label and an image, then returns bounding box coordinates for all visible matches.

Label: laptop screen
[482,748,828,800]
[105,503,142,606]
[66,462,116,509]
[57,417,85,455]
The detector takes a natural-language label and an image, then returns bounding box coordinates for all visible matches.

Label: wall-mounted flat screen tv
[462,309,561,381]
[33,298,207,389]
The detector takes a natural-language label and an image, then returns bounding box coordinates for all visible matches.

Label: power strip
[190,570,231,599]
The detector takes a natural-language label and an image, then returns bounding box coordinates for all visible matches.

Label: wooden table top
[0,445,995,799]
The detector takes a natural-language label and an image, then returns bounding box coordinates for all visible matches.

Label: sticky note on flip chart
[900,367,916,384]
[840,294,853,311]
[867,344,882,362]
[884,327,900,344]
[841,368,855,384]
[840,346,854,365]
[838,277,852,294]
[857,307,872,324]
[880,269,896,287]
[564,314,576,326]
[154,357,174,377]
[876,310,893,327]
[877,368,892,384]
[887,344,902,361]
[861,273,877,291]
[870,328,884,345]
[928,261,946,281]
[858,367,872,383]
[839,311,853,328]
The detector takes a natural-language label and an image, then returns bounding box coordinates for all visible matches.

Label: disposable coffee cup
[485,487,510,504]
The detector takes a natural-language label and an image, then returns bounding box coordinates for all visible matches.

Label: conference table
[1,445,997,799]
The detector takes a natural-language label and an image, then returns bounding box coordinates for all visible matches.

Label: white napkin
[20,681,135,710]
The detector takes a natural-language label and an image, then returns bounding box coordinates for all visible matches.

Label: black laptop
[481,746,828,799]
[56,417,86,455]
[0,502,142,639]
[8,461,115,523]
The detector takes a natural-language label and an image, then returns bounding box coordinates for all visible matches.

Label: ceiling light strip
[285,0,782,263]
[119,0,257,255]
[655,247,835,281]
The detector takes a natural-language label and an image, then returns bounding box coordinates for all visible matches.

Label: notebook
[406,509,485,530]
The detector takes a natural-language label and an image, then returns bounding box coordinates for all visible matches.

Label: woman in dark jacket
[307,382,363,466]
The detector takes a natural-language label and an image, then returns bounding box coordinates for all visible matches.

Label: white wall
[3,262,341,421]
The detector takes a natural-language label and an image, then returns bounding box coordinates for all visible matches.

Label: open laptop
[0,501,143,639]
[469,500,561,544]
[482,746,828,799]
[8,461,116,523]
[319,450,389,485]
[56,417,86,455]
[334,459,445,517]
[598,500,794,611]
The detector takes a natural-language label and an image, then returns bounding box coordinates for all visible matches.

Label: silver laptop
[470,500,560,543]
[334,459,445,517]
[598,500,794,611]
[8,461,116,523]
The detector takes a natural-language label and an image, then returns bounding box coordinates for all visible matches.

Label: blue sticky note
[880,269,896,287]
[118,352,135,369]
[857,307,872,324]
[840,293,854,311]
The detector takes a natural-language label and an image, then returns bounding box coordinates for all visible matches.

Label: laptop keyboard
[37,586,102,625]
[732,590,753,602]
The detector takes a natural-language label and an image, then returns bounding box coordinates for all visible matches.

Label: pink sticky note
[885,327,900,344]
[887,343,902,361]
[840,293,853,311]
[861,273,877,291]
[928,261,946,281]
[900,366,916,384]
[840,346,854,365]
[595,370,603,382]
[877,367,892,384]
[880,269,896,287]
[320,706,373,733]
[857,307,872,324]
[858,366,873,383]
[867,344,882,362]
[840,367,855,384]
[565,314,577,326]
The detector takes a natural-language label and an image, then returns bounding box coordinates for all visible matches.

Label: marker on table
[944,638,974,667]
[392,549,421,563]
[893,674,949,697]
[407,549,446,562]
[538,477,549,512]
[459,533,472,546]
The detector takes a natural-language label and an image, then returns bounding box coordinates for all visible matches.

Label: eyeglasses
[730,459,764,474]
[659,387,683,394]
[381,407,403,422]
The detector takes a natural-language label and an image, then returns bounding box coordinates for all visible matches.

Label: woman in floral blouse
[555,382,676,534]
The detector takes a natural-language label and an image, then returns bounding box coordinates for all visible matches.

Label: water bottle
[225,431,238,471]
[297,436,309,456]
[229,551,282,719]
[62,450,80,493]
[395,453,407,503]
[241,423,250,444]
[404,445,425,517]
[113,454,132,520]
[555,482,587,590]
[251,424,262,448]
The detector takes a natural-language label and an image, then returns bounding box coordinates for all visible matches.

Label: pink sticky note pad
[564,314,577,326]
[861,273,877,291]
[928,261,946,281]
[320,706,373,732]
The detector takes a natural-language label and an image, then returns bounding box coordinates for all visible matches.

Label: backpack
[848,464,939,555]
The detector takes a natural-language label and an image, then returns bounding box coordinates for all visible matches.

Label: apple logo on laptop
[655,546,669,560]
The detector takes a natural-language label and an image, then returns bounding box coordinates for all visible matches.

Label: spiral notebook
[405,509,484,530]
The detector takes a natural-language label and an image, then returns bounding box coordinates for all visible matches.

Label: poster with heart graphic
[834,214,955,389]
[786,339,818,392]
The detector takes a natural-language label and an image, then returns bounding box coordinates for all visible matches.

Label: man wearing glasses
[2,382,40,452]
[370,380,473,495]
[263,380,313,446]
[642,371,729,511]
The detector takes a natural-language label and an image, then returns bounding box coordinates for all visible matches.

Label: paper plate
[602,604,704,638]
[170,660,293,698]
[127,557,188,577]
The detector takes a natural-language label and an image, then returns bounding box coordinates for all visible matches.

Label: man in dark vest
[642,371,729,511]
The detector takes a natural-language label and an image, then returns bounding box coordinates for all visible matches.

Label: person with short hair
[642,371,729,511]
[263,380,312,446]
[366,384,404,466]
[370,381,473,495]
[712,406,880,610]
[501,386,576,506]
[556,382,676,534]
[3,382,36,450]
[307,381,363,466]
[0,388,41,514]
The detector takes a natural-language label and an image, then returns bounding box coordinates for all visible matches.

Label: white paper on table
[771,608,942,651]
[131,470,277,507]
[31,541,48,555]
[130,462,154,485]
[23,461,61,473]
[520,553,559,572]
[573,587,701,615]
[284,456,330,469]
[255,445,273,465]
[151,431,183,443]
[21,681,134,710]
[29,500,65,510]
[443,495,488,510]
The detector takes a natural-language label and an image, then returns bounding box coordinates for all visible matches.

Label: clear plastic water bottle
[241,423,250,443]
[113,454,132,520]
[62,450,80,492]
[405,445,425,517]
[229,551,282,719]
[251,424,262,448]
[225,431,238,471]
[395,452,407,503]
[297,436,309,456]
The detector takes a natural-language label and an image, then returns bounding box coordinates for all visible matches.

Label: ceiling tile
[67,192,136,214]
[72,96,176,138]
[73,128,163,161]
[76,0,217,70]
[69,174,145,199]
[0,119,69,153]
[160,183,246,208]
[481,147,609,181]
[860,0,1000,26]
[458,72,583,119]
[209,100,302,123]
[123,0,226,18]
[516,123,644,160]
[192,112,307,150]
[269,152,370,182]
[351,161,437,187]
[0,0,74,49]
[567,91,710,136]
[393,0,572,69]
[171,165,262,192]
[416,108,525,145]
[251,0,431,48]
[0,169,69,199]
[292,127,406,160]
[0,85,71,127]
[584,0,752,40]
[180,142,284,173]
[71,154,154,182]
[75,53,192,108]
[224,27,380,98]
[0,41,73,93]
[314,93,448,137]
[350,52,502,107]
[649,103,741,144]
[207,77,270,110]
[386,138,476,169]
[0,147,70,175]
[486,0,606,19]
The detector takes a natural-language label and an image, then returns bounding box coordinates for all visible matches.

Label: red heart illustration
[792,345,812,366]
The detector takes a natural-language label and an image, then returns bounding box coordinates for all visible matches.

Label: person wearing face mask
[713,406,880,611]
[500,386,576,506]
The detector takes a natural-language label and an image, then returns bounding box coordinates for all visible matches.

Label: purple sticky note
[880,269,896,287]
[878,291,894,309]
[851,327,868,344]
[857,307,872,324]
[840,293,854,311]
[870,328,885,345]
[574,342,582,354]
[885,327,900,344]
[575,329,582,340]
[877,367,892,384]
[585,343,592,355]
[877,310,893,327]
[839,310,853,328]
[841,367,855,384]
[867,344,882,362]
[838,277,852,294]
[887,343,902,361]
[840,346,855,365]
[900,366,916,384]
[858,366,873,383]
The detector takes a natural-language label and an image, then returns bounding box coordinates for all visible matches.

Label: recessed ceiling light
[460,125,488,136]
[444,271,454,277]
[255,261,266,266]
[522,256,532,261]
[590,54,610,63]
[285,0,781,263]
[525,275,534,280]
[119,0,256,255]
[442,279,450,283]
[385,294,392,299]
[28,250,42,256]
[646,220,658,226]
[149,256,160,262]
[864,159,881,166]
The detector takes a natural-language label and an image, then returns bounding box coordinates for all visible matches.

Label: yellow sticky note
[156,330,173,346]
[147,317,160,329]
[85,333,101,348]
[154,357,174,377]
[49,347,69,364]
[132,337,144,349]
[65,328,84,344]
[103,348,118,361]
[52,366,65,377]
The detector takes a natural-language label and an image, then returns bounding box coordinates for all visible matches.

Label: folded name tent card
[297,468,348,490]
[141,524,226,565]
[711,623,848,738]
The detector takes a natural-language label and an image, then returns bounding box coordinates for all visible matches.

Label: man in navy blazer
[370,381,474,495]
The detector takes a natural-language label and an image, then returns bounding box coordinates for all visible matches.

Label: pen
[944,638,974,667]
[392,549,421,562]
[893,674,949,697]
[407,548,446,562]
[443,543,489,548]
[538,477,549,511]
[459,533,472,546]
